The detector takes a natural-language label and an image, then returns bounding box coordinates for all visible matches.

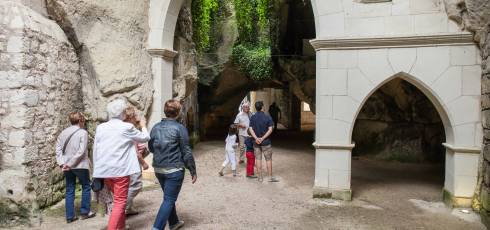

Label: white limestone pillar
[147,48,178,128]
[442,143,480,207]
[145,48,177,181]
[313,144,354,200]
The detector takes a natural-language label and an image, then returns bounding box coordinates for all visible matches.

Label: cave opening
[351,78,446,200]
[196,0,317,142]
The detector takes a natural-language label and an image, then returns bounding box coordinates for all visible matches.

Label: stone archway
[147,0,185,127]
[309,0,482,206]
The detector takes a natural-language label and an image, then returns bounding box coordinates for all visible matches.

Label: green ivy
[232,0,272,80]
[192,0,273,80]
[232,44,272,81]
[191,0,220,52]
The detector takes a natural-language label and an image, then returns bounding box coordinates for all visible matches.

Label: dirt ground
[9,132,486,230]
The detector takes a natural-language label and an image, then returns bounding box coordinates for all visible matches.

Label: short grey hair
[107,99,128,119]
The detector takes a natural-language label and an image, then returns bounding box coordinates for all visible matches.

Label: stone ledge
[312,142,355,150]
[310,33,475,50]
[313,186,352,201]
[146,48,178,60]
[442,143,481,154]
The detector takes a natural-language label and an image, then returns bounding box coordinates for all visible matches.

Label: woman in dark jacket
[149,99,197,230]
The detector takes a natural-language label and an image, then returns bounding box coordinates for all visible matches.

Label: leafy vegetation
[232,0,272,80]
[191,0,221,52]
[192,0,273,81]
[232,44,272,81]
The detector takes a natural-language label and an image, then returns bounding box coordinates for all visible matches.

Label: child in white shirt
[219,125,238,177]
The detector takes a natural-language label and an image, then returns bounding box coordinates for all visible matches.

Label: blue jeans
[152,170,184,230]
[64,169,91,220]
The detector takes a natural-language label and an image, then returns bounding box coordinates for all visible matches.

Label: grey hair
[106,99,128,119]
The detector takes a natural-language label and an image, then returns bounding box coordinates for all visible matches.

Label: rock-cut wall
[444,0,490,226]
[0,1,82,226]
[45,0,153,121]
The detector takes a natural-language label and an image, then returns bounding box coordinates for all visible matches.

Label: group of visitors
[56,99,196,230]
[219,101,280,183]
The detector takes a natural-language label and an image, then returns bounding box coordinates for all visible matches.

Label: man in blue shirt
[249,101,279,182]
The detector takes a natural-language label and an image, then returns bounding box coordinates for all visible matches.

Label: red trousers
[105,176,130,230]
[246,151,256,176]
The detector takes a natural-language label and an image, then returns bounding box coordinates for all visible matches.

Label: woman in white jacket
[93,99,150,230]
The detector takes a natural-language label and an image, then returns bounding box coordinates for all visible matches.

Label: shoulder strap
[62,129,81,155]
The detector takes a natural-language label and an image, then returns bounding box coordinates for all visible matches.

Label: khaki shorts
[254,144,272,161]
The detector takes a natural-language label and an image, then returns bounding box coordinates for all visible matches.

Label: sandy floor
[10,132,486,230]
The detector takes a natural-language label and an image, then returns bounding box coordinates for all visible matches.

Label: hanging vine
[192,0,274,81]
[191,0,221,52]
[232,0,272,81]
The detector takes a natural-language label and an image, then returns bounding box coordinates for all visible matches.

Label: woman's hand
[142,163,149,170]
[191,175,197,184]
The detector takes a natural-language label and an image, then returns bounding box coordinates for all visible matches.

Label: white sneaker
[170,220,185,230]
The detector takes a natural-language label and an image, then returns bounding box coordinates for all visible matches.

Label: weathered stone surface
[173,0,199,135]
[353,79,445,162]
[45,0,153,120]
[0,1,82,226]
[445,0,490,222]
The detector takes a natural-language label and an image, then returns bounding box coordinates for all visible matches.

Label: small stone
[8,130,25,147]
[23,91,39,107]
[9,15,23,29]
[482,186,490,211]
[483,94,490,110]
[484,58,490,75]
[6,36,23,53]
[484,110,490,129]
[485,144,490,162]
[485,162,490,186]
[483,75,490,94]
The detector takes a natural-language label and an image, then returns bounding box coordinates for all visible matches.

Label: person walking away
[234,103,251,164]
[268,102,281,132]
[249,101,279,182]
[55,112,96,223]
[93,99,150,230]
[122,106,150,216]
[219,125,239,177]
[149,99,197,230]
[245,129,257,178]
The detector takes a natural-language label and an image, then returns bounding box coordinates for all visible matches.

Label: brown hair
[123,106,141,129]
[164,99,182,118]
[69,112,85,125]
[228,124,238,135]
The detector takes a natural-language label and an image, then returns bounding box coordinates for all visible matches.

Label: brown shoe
[125,208,139,216]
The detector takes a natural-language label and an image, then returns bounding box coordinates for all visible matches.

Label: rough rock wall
[444,0,490,225]
[173,0,199,139]
[0,1,82,226]
[352,79,445,163]
[45,0,153,122]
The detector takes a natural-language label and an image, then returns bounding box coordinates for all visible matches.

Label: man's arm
[259,116,274,141]
[65,131,88,168]
[261,126,273,140]
[123,125,150,143]
[55,135,64,167]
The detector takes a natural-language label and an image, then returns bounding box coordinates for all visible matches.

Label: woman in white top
[93,99,150,230]
[218,125,239,177]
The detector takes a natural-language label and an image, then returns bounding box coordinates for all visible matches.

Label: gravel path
[11,134,486,230]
